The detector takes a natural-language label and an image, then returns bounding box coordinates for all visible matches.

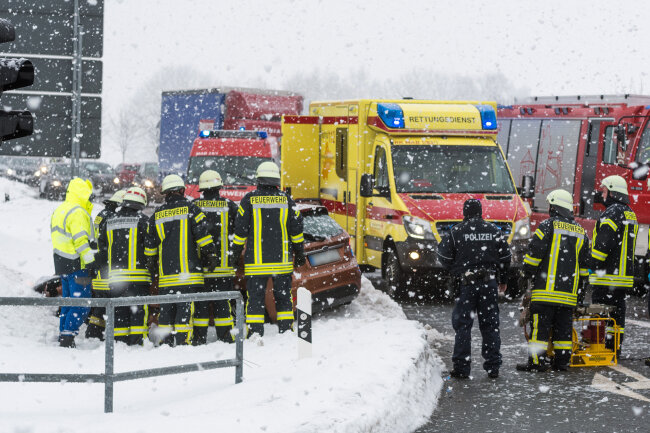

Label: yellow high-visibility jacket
[50,177,95,274]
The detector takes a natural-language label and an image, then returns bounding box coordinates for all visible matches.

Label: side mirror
[615,125,627,151]
[360,173,374,197]
[518,175,535,199]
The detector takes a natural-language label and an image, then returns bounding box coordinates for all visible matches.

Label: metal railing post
[104,301,115,413]
[235,296,244,383]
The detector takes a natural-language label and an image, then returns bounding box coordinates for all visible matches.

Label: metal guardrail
[0,291,244,412]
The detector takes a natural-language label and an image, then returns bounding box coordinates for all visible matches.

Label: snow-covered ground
[0,177,444,433]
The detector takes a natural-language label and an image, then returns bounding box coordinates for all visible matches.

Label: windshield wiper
[304,233,326,242]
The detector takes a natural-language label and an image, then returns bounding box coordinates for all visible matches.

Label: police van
[281,99,531,297]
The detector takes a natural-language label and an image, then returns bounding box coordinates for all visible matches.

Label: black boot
[516,361,550,372]
[59,335,76,348]
[85,323,105,341]
[216,327,234,343]
[192,328,208,346]
[277,320,293,334]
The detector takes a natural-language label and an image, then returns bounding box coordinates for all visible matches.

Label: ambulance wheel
[385,251,408,299]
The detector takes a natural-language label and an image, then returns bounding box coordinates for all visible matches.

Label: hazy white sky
[101,0,650,161]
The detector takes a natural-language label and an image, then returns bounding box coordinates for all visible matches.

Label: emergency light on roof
[475,104,497,130]
[377,103,405,128]
[197,130,268,139]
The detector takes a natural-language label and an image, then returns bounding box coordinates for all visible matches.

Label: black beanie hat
[463,199,482,219]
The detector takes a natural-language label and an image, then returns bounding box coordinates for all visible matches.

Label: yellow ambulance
[281,99,531,297]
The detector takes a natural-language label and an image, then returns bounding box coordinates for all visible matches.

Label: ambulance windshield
[391,145,515,194]
[187,156,271,186]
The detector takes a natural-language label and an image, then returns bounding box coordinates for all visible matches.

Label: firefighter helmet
[546,189,573,212]
[103,189,126,205]
[255,161,281,186]
[161,174,185,193]
[199,170,223,191]
[600,175,628,195]
[123,186,147,208]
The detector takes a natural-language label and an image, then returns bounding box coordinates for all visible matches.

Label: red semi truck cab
[497,94,650,288]
[185,130,277,202]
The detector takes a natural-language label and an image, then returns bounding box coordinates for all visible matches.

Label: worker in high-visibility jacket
[86,189,126,340]
[96,187,152,345]
[590,175,638,355]
[147,175,218,346]
[50,177,99,348]
[516,190,591,372]
[192,170,238,345]
[231,162,305,338]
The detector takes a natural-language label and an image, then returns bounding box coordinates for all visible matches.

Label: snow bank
[0,178,443,433]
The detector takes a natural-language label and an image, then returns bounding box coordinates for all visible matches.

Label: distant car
[33,204,362,325]
[115,163,141,185]
[39,163,72,200]
[3,156,45,186]
[133,162,161,204]
[81,161,120,196]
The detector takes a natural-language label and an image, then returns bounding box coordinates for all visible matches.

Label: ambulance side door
[364,143,391,268]
[631,118,650,255]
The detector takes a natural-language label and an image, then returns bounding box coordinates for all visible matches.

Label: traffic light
[0,18,34,144]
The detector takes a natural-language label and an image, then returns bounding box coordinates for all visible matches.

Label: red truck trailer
[497,95,650,289]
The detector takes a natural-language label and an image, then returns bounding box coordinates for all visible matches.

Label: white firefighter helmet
[199,170,223,191]
[161,174,185,193]
[255,161,281,186]
[600,175,628,195]
[546,189,573,212]
[104,189,126,204]
[123,186,147,207]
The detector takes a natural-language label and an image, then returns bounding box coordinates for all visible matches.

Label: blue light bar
[257,131,268,139]
[239,126,246,131]
[377,103,405,128]
[199,130,211,138]
[475,105,497,130]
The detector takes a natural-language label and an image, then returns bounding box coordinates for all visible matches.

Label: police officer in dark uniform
[192,170,239,345]
[438,199,511,379]
[86,189,125,340]
[516,189,590,372]
[147,174,218,346]
[589,175,638,355]
[232,162,305,338]
[97,187,153,345]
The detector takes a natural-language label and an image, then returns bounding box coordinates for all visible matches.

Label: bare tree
[109,108,146,163]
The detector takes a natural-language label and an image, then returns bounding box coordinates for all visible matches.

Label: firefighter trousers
[158,285,197,346]
[527,303,573,368]
[193,277,235,345]
[86,286,110,340]
[246,274,293,337]
[451,279,501,375]
[591,286,626,351]
[59,269,92,337]
[109,282,149,346]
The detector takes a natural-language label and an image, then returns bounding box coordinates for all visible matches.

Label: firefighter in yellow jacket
[232,162,305,337]
[50,177,99,348]
[516,190,590,372]
[590,175,638,355]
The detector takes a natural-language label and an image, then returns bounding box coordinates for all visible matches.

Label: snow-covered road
[0,177,444,433]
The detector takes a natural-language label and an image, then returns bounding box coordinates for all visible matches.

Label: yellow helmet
[600,175,628,195]
[546,189,573,212]
[199,170,223,190]
[161,174,185,193]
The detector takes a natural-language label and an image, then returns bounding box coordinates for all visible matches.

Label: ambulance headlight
[377,103,405,129]
[512,217,532,240]
[403,215,434,240]
[476,104,498,130]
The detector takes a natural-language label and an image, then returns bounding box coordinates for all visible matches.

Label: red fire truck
[497,95,650,289]
[185,130,276,202]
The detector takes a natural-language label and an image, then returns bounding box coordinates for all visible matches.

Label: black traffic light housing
[0,18,34,144]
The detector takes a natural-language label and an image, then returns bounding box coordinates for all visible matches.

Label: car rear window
[302,213,343,239]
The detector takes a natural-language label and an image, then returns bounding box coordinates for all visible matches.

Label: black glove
[204,253,219,272]
[294,250,306,267]
[85,260,99,279]
[231,246,244,268]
